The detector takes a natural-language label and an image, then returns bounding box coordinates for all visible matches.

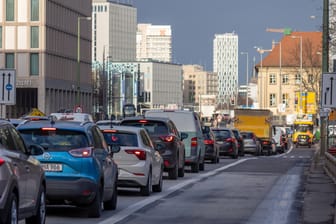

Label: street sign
[0,69,16,105]
[322,73,336,108]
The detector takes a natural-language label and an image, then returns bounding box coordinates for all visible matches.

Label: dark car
[211,128,238,159]
[241,131,261,156]
[202,126,219,163]
[231,129,245,156]
[119,117,187,179]
[17,119,120,218]
[0,119,46,224]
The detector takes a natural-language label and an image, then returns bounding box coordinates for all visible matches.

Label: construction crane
[266,28,292,35]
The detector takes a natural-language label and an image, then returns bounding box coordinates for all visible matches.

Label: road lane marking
[99,157,257,224]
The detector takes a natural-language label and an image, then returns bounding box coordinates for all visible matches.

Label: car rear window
[19,129,89,151]
[212,130,230,139]
[145,111,196,132]
[103,131,138,147]
[121,120,168,135]
[241,132,253,139]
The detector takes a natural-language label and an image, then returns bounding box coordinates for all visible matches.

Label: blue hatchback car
[17,119,120,218]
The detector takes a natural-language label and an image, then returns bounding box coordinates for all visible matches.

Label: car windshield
[121,121,168,135]
[19,129,89,151]
[103,131,138,147]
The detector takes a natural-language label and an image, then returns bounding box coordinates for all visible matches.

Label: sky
[132,0,323,85]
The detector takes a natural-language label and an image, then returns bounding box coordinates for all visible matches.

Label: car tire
[216,156,220,163]
[199,158,205,171]
[26,185,46,224]
[191,160,199,173]
[104,182,117,210]
[140,170,152,196]
[168,163,178,180]
[178,159,185,178]
[88,187,102,218]
[153,169,163,192]
[4,192,18,224]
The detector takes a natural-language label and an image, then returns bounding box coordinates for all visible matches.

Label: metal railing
[324,152,336,183]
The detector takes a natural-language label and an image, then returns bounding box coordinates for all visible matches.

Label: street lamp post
[291,35,303,114]
[241,52,249,108]
[77,16,91,107]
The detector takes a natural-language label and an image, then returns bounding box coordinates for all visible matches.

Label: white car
[99,125,164,196]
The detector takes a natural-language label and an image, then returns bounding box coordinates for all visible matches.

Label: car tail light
[41,127,56,131]
[138,120,148,123]
[204,139,214,145]
[191,137,198,147]
[226,138,235,143]
[69,147,92,158]
[0,157,5,166]
[160,135,174,142]
[125,149,146,160]
[103,129,117,133]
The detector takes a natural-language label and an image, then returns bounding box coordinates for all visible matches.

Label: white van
[145,109,205,173]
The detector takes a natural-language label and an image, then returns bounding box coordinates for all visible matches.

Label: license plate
[41,163,62,172]
[217,141,223,144]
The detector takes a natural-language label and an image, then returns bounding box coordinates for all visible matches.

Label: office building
[137,23,172,63]
[213,32,239,108]
[0,0,92,117]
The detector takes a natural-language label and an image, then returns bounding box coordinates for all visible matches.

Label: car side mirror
[27,144,45,156]
[180,132,188,140]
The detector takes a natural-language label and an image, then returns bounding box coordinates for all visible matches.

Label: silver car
[99,125,164,196]
[241,131,261,156]
[0,120,46,224]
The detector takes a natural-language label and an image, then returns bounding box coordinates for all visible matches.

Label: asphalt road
[41,145,315,224]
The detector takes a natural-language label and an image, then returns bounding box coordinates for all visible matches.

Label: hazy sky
[132,0,323,84]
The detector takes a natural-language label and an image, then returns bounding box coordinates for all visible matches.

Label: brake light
[125,149,146,160]
[103,129,117,133]
[41,127,56,131]
[204,139,214,145]
[138,120,148,123]
[160,135,174,142]
[226,138,235,143]
[0,157,5,166]
[191,137,198,147]
[69,147,92,157]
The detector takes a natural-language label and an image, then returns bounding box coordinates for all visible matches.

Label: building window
[0,26,2,48]
[270,93,276,107]
[30,26,39,48]
[269,74,276,84]
[5,53,14,68]
[282,74,289,84]
[295,73,301,84]
[6,0,14,21]
[282,93,289,106]
[30,53,39,75]
[31,0,39,21]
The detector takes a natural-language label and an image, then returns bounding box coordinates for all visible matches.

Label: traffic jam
[0,105,317,224]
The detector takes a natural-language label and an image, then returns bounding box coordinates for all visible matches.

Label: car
[273,126,287,153]
[202,125,219,163]
[119,117,187,179]
[0,119,46,224]
[231,128,245,156]
[96,119,121,127]
[145,110,206,173]
[99,125,164,196]
[17,119,120,218]
[240,131,261,156]
[211,127,239,159]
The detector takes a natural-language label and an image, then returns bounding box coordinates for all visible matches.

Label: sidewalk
[302,149,336,224]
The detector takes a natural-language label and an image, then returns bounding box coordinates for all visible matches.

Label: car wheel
[191,160,199,173]
[199,158,205,171]
[211,156,217,164]
[140,170,152,196]
[178,159,185,178]
[104,181,117,210]
[88,187,102,218]
[216,155,220,163]
[4,192,18,224]
[168,163,178,180]
[26,185,46,224]
[152,169,163,192]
